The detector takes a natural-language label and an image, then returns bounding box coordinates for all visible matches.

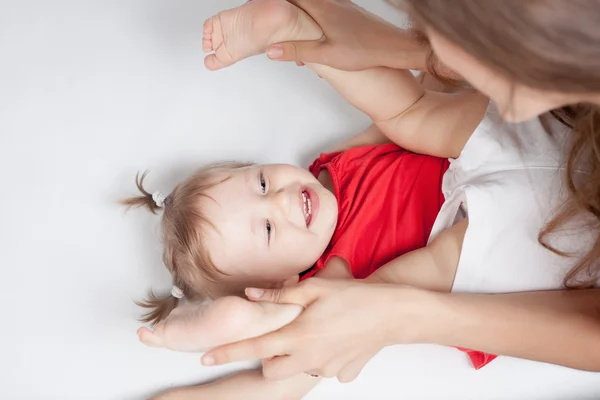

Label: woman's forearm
[406,289,600,371]
[384,29,430,71]
[383,30,465,80]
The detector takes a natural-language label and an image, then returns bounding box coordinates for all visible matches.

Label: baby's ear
[281,275,300,287]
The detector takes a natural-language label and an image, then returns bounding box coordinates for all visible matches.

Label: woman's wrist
[382,29,430,71]
[382,286,455,346]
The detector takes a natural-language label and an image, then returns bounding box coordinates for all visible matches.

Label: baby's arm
[151,370,319,400]
[366,219,468,291]
[318,219,467,291]
[273,3,488,157]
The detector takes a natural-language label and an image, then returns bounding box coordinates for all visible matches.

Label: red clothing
[303,144,496,369]
[303,144,447,279]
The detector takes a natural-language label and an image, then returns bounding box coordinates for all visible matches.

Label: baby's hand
[137,296,302,353]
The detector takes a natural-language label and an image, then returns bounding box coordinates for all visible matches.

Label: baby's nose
[272,189,291,217]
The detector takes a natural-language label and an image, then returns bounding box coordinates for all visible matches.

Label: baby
[128,0,494,398]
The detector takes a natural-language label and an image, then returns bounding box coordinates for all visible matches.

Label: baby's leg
[204,0,481,159]
[419,72,452,93]
[138,295,302,352]
[202,0,416,124]
[203,0,322,70]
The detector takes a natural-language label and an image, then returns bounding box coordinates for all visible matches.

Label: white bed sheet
[1,1,599,399]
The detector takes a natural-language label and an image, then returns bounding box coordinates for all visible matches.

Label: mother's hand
[267,0,429,71]
[202,278,426,382]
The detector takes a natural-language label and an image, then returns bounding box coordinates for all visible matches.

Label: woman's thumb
[245,287,277,301]
[266,40,324,63]
[245,281,321,307]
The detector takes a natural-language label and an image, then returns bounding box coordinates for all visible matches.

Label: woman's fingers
[245,278,325,306]
[337,349,378,383]
[262,352,363,381]
[201,330,289,366]
[267,40,326,63]
[261,354,307,380]
[206,279,393,381]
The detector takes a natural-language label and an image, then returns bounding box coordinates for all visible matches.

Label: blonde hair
[122,162,253,325]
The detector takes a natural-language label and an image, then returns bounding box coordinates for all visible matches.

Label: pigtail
[125,162,254,324]
[124,170,179,324]
[121,171,164,214]
[136,290,180,325]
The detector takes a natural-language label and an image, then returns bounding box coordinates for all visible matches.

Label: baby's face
[203,164,338,286]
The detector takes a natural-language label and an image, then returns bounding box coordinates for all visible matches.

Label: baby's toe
[202,38,213,53]
[137,327,164,348]
[204,54,229,71]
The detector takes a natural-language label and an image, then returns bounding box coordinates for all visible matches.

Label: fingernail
[246,288,264,299]
[202,355,214,366]
[267,45,283,59]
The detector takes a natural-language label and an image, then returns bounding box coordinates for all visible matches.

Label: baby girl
[127,0,494,398]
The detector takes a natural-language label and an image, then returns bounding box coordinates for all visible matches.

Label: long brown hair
[400,0,600,287]
[123,162,252,324]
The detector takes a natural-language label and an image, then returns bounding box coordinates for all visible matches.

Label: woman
[202,0,600,382]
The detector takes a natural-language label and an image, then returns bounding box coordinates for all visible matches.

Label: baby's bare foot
[202,0,322,70]
[137,296,302,352]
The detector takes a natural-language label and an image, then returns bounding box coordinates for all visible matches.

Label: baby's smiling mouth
[301,190,312,227]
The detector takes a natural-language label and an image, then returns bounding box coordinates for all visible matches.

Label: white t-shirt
[429,103,592,293]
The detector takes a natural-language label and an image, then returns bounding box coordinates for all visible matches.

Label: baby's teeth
[301,191,312,223]
[302,192,308,218]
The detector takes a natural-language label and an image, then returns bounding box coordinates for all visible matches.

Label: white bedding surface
[1,1,599,399]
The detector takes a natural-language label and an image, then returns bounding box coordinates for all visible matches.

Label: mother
[203,0,600,382]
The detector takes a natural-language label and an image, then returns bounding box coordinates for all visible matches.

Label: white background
[1,0,599,399]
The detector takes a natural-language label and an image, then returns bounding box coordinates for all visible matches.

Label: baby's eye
[266,220,272,243]
[259,171,267,194]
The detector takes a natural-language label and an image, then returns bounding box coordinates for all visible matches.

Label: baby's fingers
[137,327,164,348]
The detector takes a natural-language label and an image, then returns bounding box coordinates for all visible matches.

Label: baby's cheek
[242,253,275,276]
[299,242,324,266]
[281,247,313,272]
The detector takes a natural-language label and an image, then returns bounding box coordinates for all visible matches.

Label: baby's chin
[319,190,339,226]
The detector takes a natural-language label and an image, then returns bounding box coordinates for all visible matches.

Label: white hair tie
[152,191,166,208]
[171,285,184,299]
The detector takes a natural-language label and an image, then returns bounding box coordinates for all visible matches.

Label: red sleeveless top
[302,144,496,369]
